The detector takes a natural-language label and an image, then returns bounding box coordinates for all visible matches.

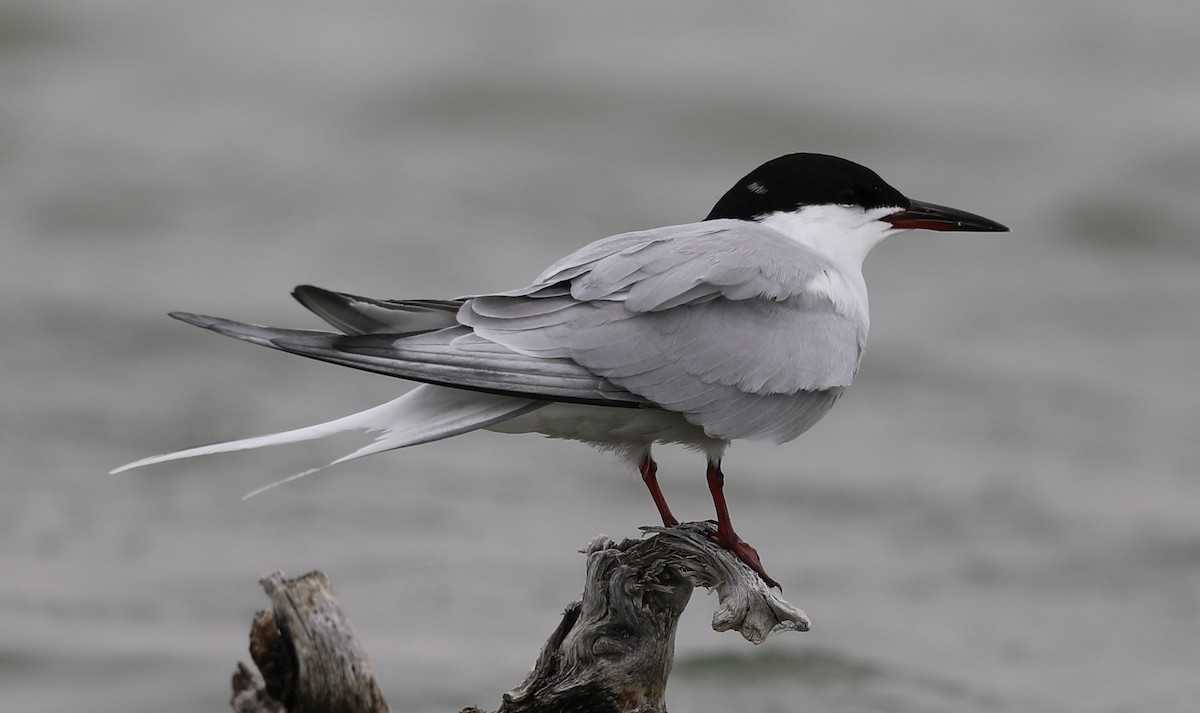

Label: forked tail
[110,385,544,495]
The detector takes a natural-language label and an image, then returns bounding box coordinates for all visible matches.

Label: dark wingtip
[292,284,320,299]
[292,284,340,309]
[168,311,218,328]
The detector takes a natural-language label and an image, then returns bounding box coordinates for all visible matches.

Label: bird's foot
[707,523,780,590]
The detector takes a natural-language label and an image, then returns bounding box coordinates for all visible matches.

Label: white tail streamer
[111,385,544,495]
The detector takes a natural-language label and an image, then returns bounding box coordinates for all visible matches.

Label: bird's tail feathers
[110,386,544,497]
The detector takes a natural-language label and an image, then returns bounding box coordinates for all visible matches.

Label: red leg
[706,460,779,589]
[638,452,678,527]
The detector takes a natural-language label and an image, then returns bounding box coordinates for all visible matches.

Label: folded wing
[167,313,647,408]
[461,220,867,442]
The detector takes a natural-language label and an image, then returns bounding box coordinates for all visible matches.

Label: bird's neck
[757,206,894,271]
[758,207,891,331]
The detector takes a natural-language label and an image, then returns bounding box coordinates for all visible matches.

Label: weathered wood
[232,571,389,713]
[634,522,809,643]
[232,522,809,713]
[231,661,285,713]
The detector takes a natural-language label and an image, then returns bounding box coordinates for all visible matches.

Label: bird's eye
[834,187,858,206]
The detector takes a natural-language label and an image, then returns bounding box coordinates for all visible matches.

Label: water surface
[3,3,1199,712]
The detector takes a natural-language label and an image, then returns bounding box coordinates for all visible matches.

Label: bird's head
[705,153,1008,269]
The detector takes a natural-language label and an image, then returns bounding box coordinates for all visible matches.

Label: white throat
[757,205,901,272]
[758,205,903,332]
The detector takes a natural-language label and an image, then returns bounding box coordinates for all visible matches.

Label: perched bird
[113,153,1007,586]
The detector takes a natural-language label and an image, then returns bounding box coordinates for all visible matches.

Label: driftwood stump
[231,570,387,713]
[231,522,809,713]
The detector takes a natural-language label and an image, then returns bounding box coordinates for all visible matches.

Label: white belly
[485,402,728,459]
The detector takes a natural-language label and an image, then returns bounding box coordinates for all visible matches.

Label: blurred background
[3,2,1199,712]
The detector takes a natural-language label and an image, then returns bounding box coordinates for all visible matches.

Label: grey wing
[461,220,867,443]
[169,312,647,408]
[486,220,833,308]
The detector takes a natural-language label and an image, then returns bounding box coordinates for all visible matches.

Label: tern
[113,153,1007,586]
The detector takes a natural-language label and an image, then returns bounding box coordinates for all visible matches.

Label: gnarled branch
[231,522,809,713]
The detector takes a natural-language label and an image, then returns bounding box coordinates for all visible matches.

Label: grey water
[3,2,1199,712]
